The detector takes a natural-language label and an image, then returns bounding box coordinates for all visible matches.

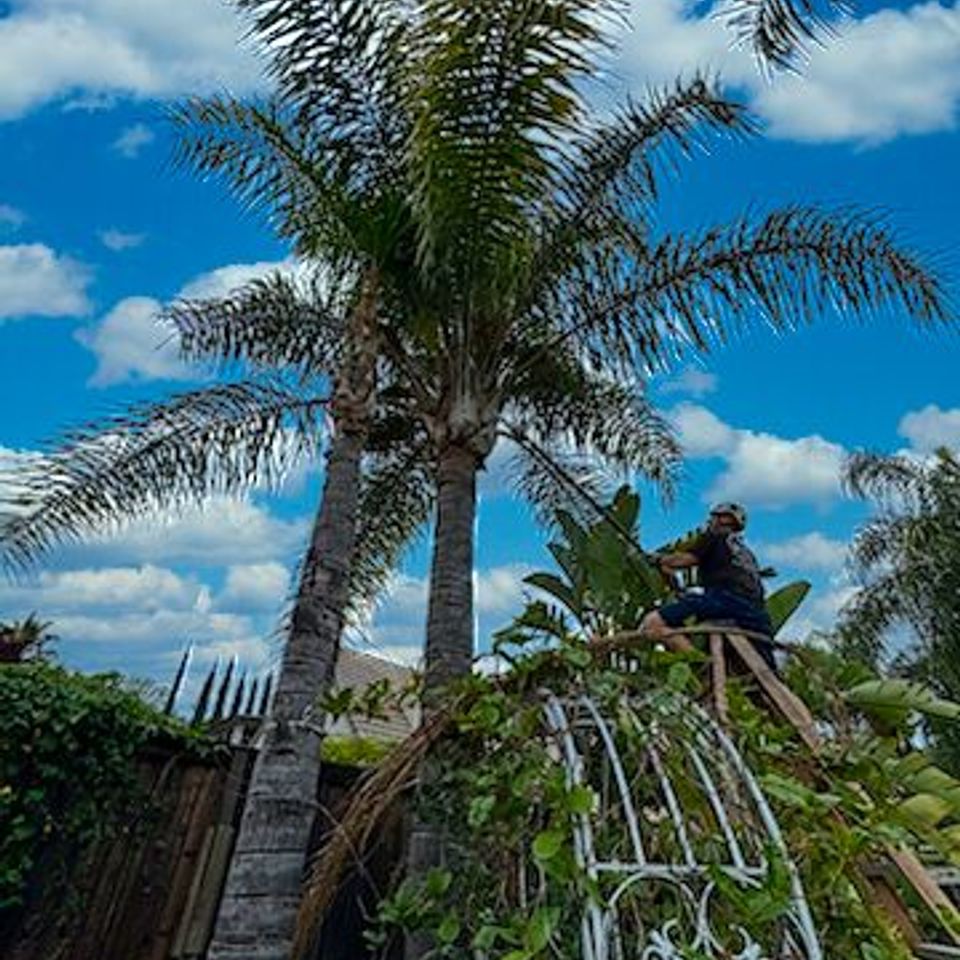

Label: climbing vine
[0,663,208,911]
[300,490,960,959]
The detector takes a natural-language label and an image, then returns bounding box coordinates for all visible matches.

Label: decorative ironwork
[541,691,822,960]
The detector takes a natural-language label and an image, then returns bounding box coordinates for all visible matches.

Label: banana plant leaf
[766,581,812,636]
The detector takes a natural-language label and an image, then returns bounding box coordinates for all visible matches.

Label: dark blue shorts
[658,589,776,668]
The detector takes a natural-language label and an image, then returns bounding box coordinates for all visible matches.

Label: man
[640,502,776,666]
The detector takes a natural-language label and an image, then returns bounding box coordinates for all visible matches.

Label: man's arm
[656,550,699,572]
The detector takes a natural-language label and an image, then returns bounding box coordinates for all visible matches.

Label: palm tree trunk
[208,275,379,960]
[405,443,478,960]
[423,444,478,699]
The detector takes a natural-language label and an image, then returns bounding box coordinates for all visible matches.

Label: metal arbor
[541,689,823,960]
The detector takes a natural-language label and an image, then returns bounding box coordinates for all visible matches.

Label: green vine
[0,663,209,911]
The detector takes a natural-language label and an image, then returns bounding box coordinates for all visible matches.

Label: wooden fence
[2,650,405,960]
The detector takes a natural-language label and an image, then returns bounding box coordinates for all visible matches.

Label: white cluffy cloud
[899,404,960,453]
[219,562,292,612]
[670,402,847,507]
[618,0,960,145]
[762,532,847,573]
[99,228,146,251]
[112,123,155,158]
[0,0,264,120]
[78,496,309,568]
[0,243,92,320]
[76,257,295,386]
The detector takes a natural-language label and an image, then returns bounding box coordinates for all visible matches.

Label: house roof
[326,647,420,741]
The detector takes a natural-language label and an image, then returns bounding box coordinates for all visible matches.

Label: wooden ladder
[706,627,960,955]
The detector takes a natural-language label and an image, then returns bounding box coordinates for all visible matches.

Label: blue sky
[0,0,958,690]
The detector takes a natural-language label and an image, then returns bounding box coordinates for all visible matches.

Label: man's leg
[640,607,694,653]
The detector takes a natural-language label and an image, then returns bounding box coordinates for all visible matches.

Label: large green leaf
[524,573,580,617]
[845,679,960,724]
[766,581,811,636]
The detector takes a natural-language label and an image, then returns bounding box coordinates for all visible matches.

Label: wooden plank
[709,633,729,725]
[724,632,822,753]
[180,825,236,956]
[865,871,922,948]
[887,847,960,947]
[169,825,216,958]
[723,631,960,949]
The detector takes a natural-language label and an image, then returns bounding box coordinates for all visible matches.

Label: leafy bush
[0,663,207,910]
[358,640,960,959]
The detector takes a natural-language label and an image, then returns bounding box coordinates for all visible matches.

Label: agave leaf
[766,581,811,636]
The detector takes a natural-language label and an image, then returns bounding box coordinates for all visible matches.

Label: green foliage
[365,622,960,957]
[320,736,395,767]
[766,581,811,636]
[496,486,810,646]
[0,663,207,910]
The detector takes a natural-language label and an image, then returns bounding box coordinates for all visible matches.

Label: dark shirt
[690,529,765,605]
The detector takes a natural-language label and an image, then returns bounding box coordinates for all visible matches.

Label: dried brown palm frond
[292,704,458,960]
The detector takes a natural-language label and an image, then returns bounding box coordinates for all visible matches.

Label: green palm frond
[237,0,411,156]
[165,269,345,377]
[557,76,756,224]
[717,0,849,74]
[578,206,947,372]
[169,96,357,252]
[506,353,681,494]
[350,440,435,610]
[0,382,326,573]
[408,0,621,280]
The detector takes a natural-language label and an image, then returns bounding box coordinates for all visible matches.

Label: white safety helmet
[709,502,747,531]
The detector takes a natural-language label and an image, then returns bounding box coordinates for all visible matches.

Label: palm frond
[843,450,928,505]
[169,96,355,253]
[0,382,326,573]
[350,438,435,610]
[165,269,345,377]
[502,427,630,532]
[408,0,621,282]
[558,75,756,225]
[577,206,948,373]
[506,351,681,495]
[716,0,849,73]
[237,0,411,162]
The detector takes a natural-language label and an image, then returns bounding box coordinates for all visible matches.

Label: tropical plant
[493,486,810,649]
[396,0,947,718]
[0,615,55,664]
[294,618,960,959]
[837,447,960,771]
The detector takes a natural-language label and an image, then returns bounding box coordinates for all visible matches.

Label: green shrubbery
[0,663,207,910]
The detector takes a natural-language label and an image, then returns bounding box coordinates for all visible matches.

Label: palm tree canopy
[839,448,960,670]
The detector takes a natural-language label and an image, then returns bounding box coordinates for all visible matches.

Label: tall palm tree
[837,448,960,773]
[401,0,948,709]
[838,448,960,672]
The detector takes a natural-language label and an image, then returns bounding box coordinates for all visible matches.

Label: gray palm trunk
[423,445,479,698]
[208,278,379,960]
[405,443,480,959]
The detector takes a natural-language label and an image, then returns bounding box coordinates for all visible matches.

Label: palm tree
[838,448,960,676]
[401,0,948,710]
[837,448,960,773]
[0,614,56,663]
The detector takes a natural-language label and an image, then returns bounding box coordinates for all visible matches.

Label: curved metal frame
[541,691,823,960]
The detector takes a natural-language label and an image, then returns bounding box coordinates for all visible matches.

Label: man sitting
[640,502,776,668]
